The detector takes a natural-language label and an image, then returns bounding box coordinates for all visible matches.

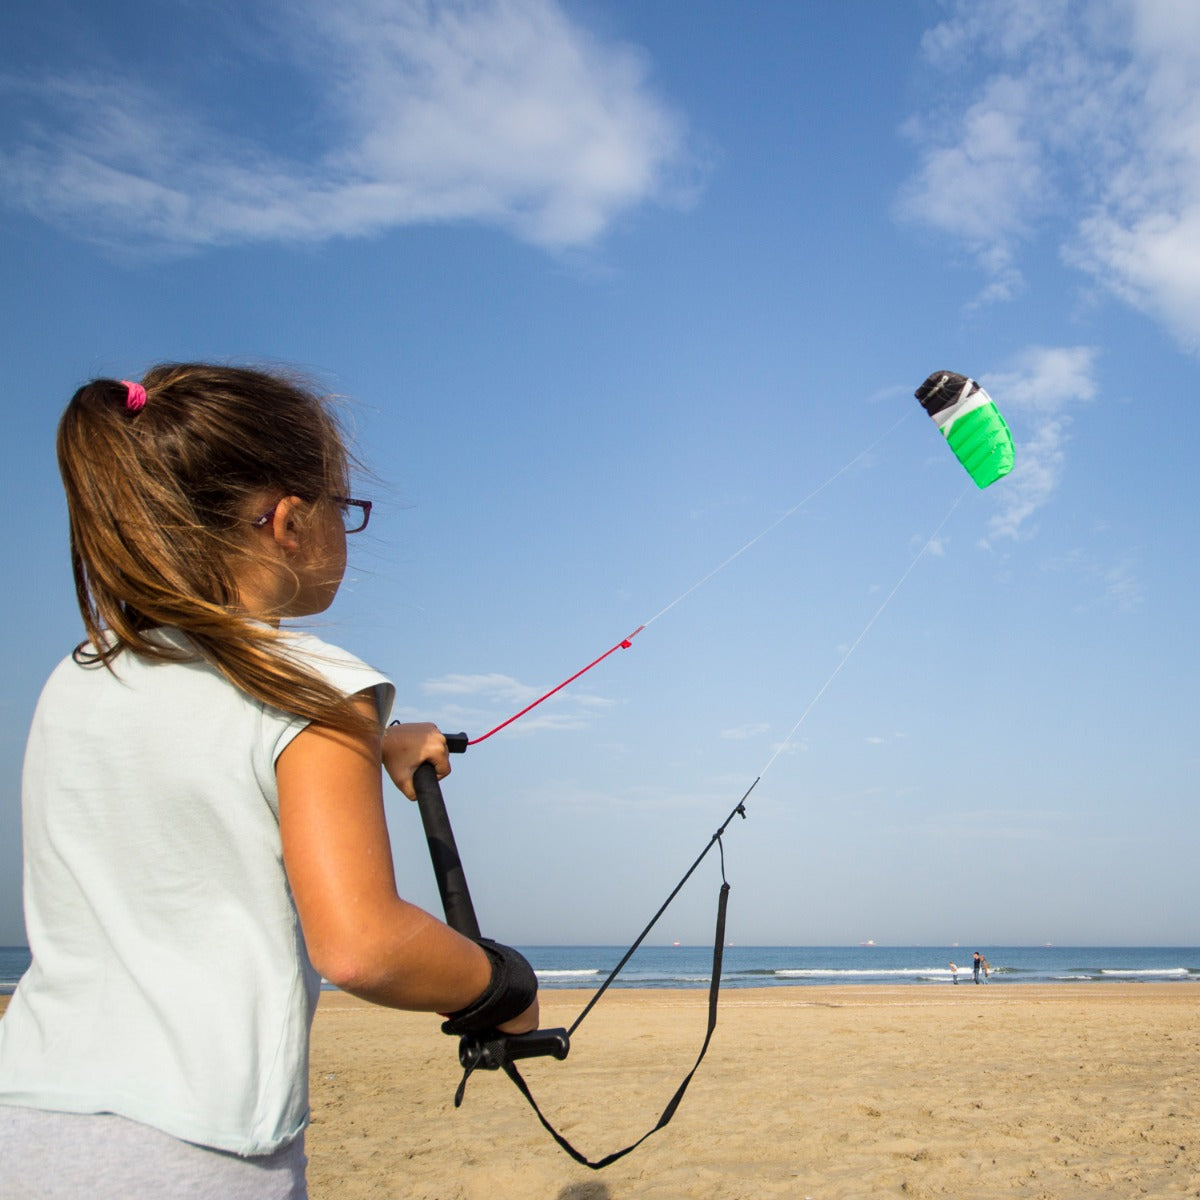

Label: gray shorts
[0,1105,307,1200]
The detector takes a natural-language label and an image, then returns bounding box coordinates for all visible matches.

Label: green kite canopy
[915,370,1014,489]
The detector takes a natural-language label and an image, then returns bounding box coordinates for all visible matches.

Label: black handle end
[458,1028,571,1071]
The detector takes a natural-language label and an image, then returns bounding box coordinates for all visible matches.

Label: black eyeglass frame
[251,496,372,534]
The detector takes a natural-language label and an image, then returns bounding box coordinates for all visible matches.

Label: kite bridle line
[410,467,974,1169]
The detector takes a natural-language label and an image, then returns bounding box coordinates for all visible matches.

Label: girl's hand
[383,721,450,800]
[497,998,541,1035]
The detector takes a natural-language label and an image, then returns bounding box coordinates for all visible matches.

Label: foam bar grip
[413,761,482,940]
[458,1028,571,1071]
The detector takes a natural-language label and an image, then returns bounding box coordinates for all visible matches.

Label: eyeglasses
[251,496,373,535]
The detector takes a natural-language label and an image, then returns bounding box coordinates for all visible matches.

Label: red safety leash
[467,626,645,745]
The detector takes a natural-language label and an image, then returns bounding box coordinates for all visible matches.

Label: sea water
[518,944,1200,990]
[3,944,1197,997]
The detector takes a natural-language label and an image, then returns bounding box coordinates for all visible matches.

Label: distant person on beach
[973,952,983,983]
[981,955,991,982]
[950,961,958,985]
[0,365,538,1199]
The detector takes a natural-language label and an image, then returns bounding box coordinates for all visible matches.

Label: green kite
[915,370,1014,489]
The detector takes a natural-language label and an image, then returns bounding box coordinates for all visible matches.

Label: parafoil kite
[915,370,1014,488]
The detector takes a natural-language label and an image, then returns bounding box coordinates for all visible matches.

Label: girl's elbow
[305,933,389,994]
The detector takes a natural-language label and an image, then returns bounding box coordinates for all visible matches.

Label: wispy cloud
[983,344,1097,541]
[864,732,907,747]
[421,672,541,703]
[899,0,1200,350]
[0,0,695,254]
[1101,557,1144,612]
[1048,547,1145,614]
[720,721,771,741]
[412,669,614,736]
[918,805,1072,844]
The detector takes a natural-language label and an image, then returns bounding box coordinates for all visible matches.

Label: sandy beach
[305,985,1199,1199]
[3,984,1196,1197]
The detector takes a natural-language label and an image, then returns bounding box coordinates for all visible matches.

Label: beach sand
[305,985,1199,1199]
[3,985,1196,1197]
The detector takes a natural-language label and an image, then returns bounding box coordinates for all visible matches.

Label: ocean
[7,944,1197,996]
[519,944,1200,989]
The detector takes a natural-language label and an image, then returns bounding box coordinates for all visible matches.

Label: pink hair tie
[121,380,147,412]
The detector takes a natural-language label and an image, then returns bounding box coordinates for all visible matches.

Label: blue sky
[2,0,1197,948]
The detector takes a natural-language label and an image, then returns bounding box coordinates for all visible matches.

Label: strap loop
[458,879,732,1169]
[435,773,752,1169]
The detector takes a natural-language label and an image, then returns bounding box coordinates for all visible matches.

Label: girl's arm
[276,693,538,1032]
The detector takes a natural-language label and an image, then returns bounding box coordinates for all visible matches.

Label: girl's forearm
[311,897,491,1012]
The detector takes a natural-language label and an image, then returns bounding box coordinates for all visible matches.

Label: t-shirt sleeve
[265,632,396,764]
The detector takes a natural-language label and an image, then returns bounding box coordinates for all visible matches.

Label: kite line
[467,406,915,745]
[755,482,971,779]
[417,477,977,1169]
[415,374,1012,1167]
[553,478,972,1042]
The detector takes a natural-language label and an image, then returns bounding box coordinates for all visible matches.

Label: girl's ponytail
[57,364,374,736]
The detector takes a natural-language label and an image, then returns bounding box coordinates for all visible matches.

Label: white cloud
[896,74,1045,300]
[421,672,541,702]
[919,805,1071,843]
[417,668,613,736]
[1073,207,1200,352]
[0,0,694,254]
[982,344,1097,540]
[1102,558,1144,612]
[900,0,1200,351]
[1047,547,1145,614]
[720,722,771,741]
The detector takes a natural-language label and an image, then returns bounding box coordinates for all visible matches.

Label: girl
[0,364,538,1198]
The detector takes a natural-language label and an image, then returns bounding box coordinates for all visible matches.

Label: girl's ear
[269,496,306,552]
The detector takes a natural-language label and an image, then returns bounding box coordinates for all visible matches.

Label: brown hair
[57,363,373,734]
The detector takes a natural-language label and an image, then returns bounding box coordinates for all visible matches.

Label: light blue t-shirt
[0,628,394,1155]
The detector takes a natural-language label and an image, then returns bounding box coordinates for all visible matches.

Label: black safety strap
[415,744,753,1170]
[498,877,731,1170]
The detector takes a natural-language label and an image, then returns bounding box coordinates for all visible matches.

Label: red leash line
[467,626,646,746]
[464,411,916,749]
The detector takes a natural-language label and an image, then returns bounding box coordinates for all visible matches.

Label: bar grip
[503,1027,571,1062]
[413,736,573,1075]
[459,1027,571,1071]
[413,759,481,940]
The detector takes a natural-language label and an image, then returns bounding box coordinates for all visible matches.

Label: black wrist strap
[441,939,538,1036]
